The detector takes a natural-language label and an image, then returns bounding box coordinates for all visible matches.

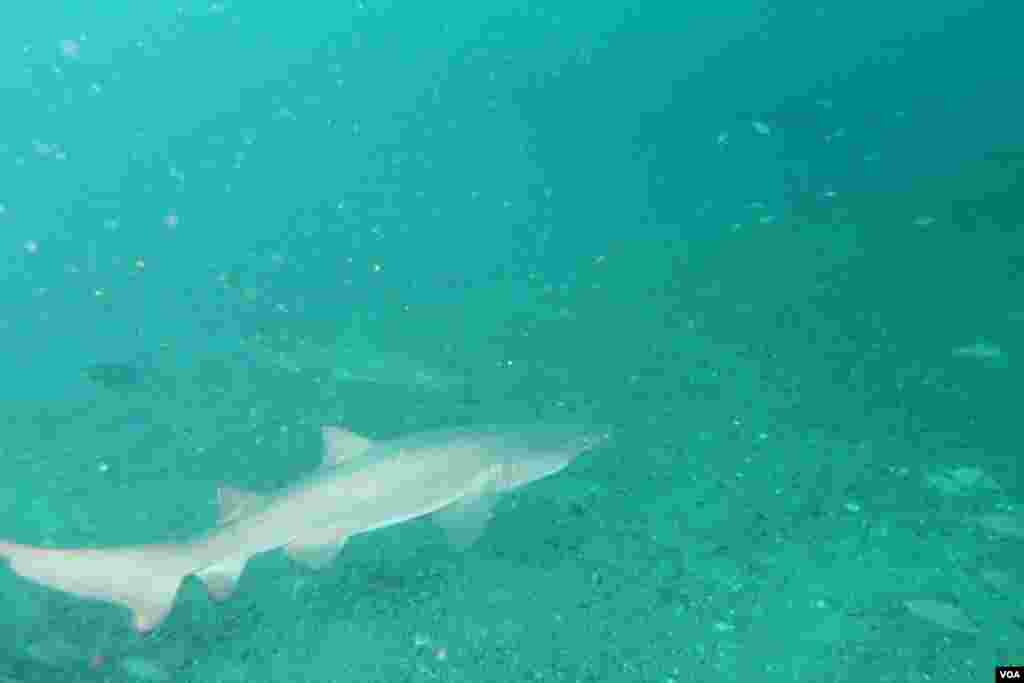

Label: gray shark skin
[0,423,608,632]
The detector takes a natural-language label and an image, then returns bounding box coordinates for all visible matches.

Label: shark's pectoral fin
[434,465,504,550]
[284,527,350,570]
[434,493,498,549]
[195,554,249,602]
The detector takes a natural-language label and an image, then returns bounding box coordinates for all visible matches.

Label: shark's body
[0,424,605,632]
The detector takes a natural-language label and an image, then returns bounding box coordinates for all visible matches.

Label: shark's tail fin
[0,540,188,632]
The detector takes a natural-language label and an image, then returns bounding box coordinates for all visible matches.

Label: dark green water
[1,2,1021,681]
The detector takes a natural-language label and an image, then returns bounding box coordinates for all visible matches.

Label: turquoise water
[1,2,1022,681]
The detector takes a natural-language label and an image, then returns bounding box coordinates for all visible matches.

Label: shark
[245,332,465,391]
[239,313,466,392]
[0,423,606,632]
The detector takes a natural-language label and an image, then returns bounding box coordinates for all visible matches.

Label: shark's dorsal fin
[321,426,373,468]
[217,486,267,525]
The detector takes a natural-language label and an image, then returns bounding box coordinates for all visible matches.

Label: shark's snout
[491,425,610,491]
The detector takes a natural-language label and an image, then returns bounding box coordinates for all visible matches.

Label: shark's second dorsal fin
[321,426,373,467]
[217,486,267,525]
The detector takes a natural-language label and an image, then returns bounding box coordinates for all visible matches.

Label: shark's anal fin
[434,464,504,550]
[284,527,350,570]
[320,427,373,468]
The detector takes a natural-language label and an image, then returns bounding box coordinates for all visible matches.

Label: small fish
[904,599,979,634]
[83,362,144,389]
[252,335,464,391]
[952,340,1008,367]
[973,512,1024,540]
[0,423,608,632]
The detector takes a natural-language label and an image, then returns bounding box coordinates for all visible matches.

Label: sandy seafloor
[1,225,1022,683]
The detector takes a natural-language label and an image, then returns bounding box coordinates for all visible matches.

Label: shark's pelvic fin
[195,553,250,602]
